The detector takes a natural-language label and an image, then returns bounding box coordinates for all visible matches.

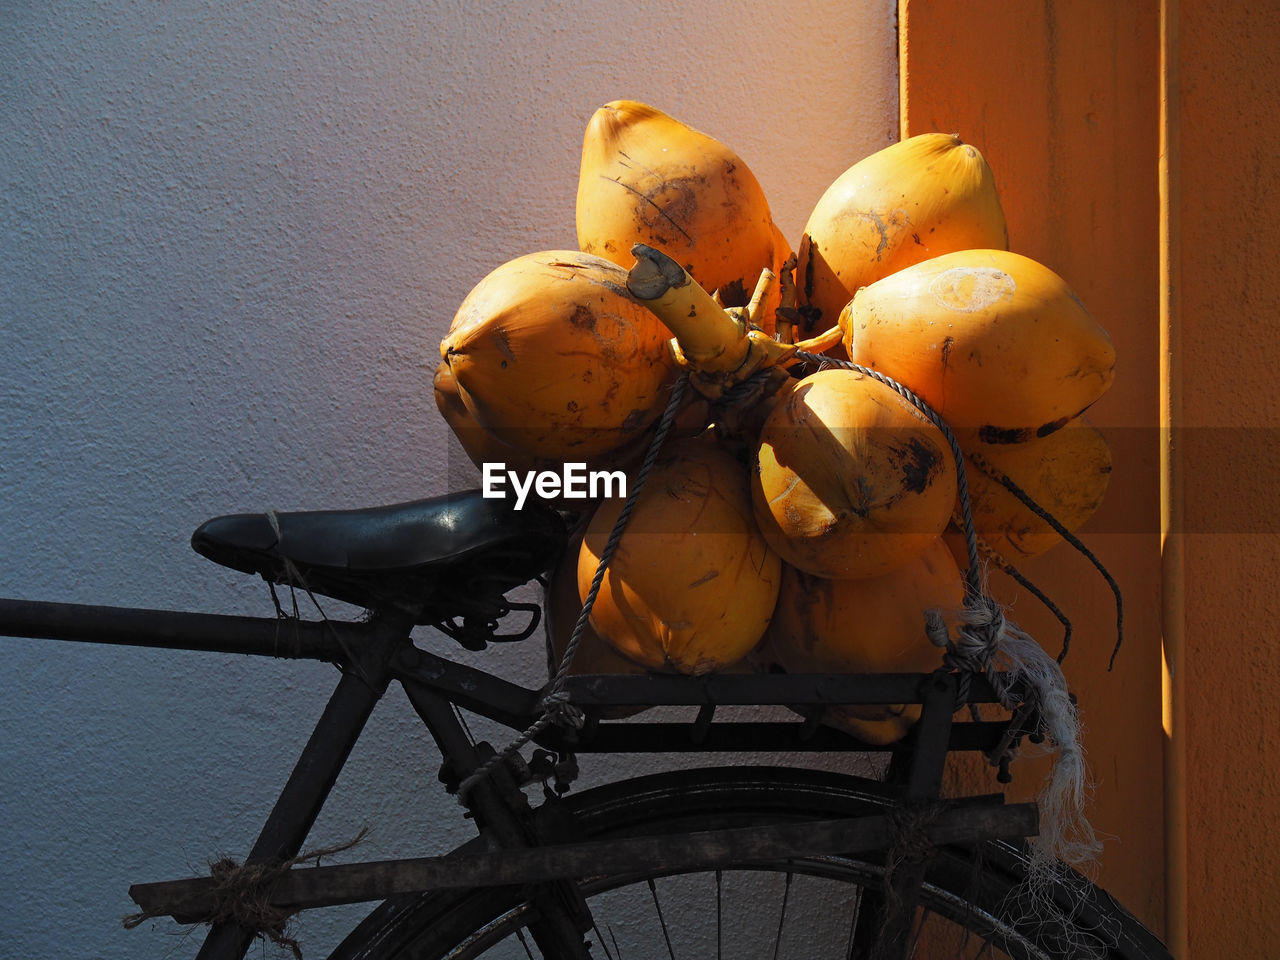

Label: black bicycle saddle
[191,491,566,633]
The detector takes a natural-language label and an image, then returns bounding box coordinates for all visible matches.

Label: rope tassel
[955,595,1100,871]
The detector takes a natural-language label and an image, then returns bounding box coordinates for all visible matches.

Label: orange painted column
[1166,1,1280,957]
[899,0,1166,936]
[901,2,1280,954]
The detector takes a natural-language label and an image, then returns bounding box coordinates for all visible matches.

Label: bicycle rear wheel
[329,766,1170,960]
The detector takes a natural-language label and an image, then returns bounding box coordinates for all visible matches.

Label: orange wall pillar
[901,1,1280,954]
[899,0,1165,935]
[1167,0,1280,956]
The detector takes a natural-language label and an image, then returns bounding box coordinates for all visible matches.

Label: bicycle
[1,247,1169,960]
[0,480,1170,959]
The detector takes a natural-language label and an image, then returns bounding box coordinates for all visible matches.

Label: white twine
[956,594,1100,872]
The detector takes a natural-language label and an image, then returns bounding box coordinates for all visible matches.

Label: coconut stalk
[626,244,838,399]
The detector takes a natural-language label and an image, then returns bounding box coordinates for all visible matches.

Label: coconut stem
[745,267,778,330]
[793,325,843,355]
[627,244,751,374]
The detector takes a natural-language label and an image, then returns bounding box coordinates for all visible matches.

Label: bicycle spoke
[772,870,794,960]
[452,702,477,746]
[647,877,677,960]
[716,869,723,960]
[908,906,1002,960]
[909,906,927,957]
[514,927,536,960]
[844,886,863,960]
[591,918,616,960]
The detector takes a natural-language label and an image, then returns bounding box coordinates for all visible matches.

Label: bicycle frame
[0,596,1039,960]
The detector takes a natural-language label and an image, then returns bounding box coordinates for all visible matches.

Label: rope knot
[943,594,1021,712]
[924,608,950,648]
[948,595,1005,672]
[539,689,585,730]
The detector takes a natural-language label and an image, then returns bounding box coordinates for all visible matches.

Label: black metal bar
[0,598,1016,716]
[534,719,1011,754]
[130,802,1040,917]
[690,703,716,744]
[389,650,1021,755]
[0,597,353,661]
[562,672,1010,706]
[391,644,541,730]
[798,708,826,741]
[904,671,959,803]
[182,620,401,960]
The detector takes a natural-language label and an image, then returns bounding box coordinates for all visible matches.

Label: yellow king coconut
[546,523,648,719]
[434,359,552,474]
[963,417,1113,563]
[579,437,782,674]
[752,368,957,580]
[766,537,965,745]
[576,100,790,328]
[435,360,658,512]
[839,248,1116,444]
[797,133,1008,336]
[441,251,677,461]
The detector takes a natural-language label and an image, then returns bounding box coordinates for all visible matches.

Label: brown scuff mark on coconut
[569,304,597,330]
[855,208,892,259]
[717,277,750,307]
[601,175,697,247]
[639,175,702,236]
[491,327,516,362]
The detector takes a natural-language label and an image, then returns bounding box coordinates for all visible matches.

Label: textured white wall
[0,1,896,956]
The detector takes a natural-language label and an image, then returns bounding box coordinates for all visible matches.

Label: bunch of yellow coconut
[437,101,1114,744]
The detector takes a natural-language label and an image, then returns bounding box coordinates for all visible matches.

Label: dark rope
[788,351,1094,790]
[996,556,1075,664]
[968,450,1124,670]
[790,349,1029,768]
[550,372,689,691]
[793,351,984,595]
[264,510,375,685]
[946,594,1020,712]
[456,373,690,801]
[713,366,776,409]
[871,802,946,960]
[961,528,1074,664]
